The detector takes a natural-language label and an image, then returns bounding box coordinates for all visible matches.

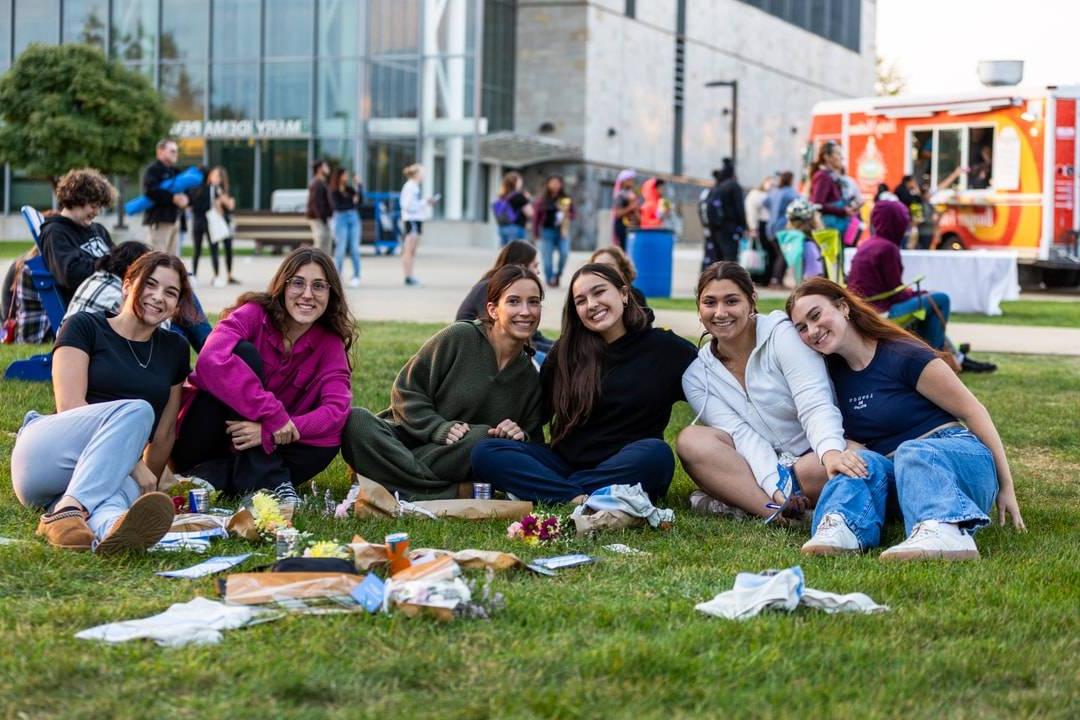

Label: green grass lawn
[650,296,1080,327]
[1,322,1078,718]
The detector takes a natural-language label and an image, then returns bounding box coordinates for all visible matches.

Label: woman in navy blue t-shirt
[785,277,1024,561]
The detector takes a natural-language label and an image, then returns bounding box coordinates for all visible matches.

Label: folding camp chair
[4,206,64,382]
[811,228,844,285]
[865,275,928,330]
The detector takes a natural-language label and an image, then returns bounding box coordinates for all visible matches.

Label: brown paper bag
[352,474,401,518]
[169,513,228,534]
[226,507,261,541]
[408,499,533,520]
[417,548,524,571]
[223,572,363,605]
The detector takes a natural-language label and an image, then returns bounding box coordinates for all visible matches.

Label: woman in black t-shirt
[11,252,195,554]
[470,263,696,503]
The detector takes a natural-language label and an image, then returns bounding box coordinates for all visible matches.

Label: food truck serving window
[908,125,995,191]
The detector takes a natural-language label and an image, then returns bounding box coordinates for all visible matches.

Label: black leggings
[191,220,234,277]
[171,341,338,496]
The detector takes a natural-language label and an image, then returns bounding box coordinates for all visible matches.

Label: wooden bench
[232,212,313,255]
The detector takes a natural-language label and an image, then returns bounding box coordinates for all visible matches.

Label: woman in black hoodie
[39,169,116,304]
[470,263,696,503]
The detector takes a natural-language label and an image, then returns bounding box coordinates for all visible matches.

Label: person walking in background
[400,163,436,287]
[532,175,574,288]
[743,176,774,285]
[702,159,747,267]
[142,139,188,255]
[611,169,639,248]
[190,166,237,288]
[492,171,532,246]
[329,168,363,288]
[810,141,853,238]
[763,171,796,287]
[306,160,334,255]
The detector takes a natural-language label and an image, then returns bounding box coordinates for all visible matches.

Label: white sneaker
[688,490,749,520]
[212,276,227,288]
[879,520,979,562]
[349,276,361,288]
[801,513,860,555]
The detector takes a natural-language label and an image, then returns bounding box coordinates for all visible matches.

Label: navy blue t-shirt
[828,339,955,455]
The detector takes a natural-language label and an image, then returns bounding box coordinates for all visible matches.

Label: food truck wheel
[940,233,966,251]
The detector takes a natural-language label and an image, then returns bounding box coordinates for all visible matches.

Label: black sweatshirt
[541,327,697,468]
[142,160,181,226]
[330,185,364,213]
[39,215,114,303]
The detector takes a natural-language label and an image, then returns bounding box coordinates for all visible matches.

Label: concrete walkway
[5,244,1078,356]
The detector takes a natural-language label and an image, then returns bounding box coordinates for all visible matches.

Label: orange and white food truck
[808,86,1080,274]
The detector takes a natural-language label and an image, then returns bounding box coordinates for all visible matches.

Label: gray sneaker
[688,490,750,520]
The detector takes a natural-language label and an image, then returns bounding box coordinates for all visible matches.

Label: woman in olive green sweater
[342,265,545,499]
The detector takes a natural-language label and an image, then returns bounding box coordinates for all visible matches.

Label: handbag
[738,236,767,275]
[206,207,231,244]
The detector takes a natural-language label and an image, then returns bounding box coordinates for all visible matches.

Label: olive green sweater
[380,320,544,443]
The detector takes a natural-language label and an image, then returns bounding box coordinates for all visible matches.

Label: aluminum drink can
[472,483,492,500]
[188,489,210,514]
[275,527,300,559]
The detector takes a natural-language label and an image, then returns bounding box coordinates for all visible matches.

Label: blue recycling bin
[626,227,675,298]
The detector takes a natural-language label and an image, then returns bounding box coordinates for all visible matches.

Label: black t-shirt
[542,327,697,467]
[54,312,191,437]
[508,192,530,228]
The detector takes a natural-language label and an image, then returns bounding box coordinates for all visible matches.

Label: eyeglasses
[286,277,331,296]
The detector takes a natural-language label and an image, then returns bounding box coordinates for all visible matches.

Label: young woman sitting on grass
[455,240,553,356]
[342,265,546,500]
[470,263,697,503]
[11,252,195,554]
[787,277,1025,560]
[678,262,860,520]
[171,248,354,503]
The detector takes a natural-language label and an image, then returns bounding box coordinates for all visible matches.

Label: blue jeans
[812,427,997,549]
[498,224,526,246]
[540,226,569,284]
[11,400,154,539]
[888,292,950,350]
[333,209,361,279]
[470,437,675,503]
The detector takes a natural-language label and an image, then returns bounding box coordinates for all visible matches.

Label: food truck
[808,86,1080,275]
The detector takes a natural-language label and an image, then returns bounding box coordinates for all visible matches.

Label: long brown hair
[209,165,230,195]
[482,240,537,280]
[123,251,198,325]
[785,277,929,349]
[224,247,356,358]
[815,140,840,172]
[500,171,522,197]
[550,263,649,445]
[482,264,544,322]
[695,261,756,358]
[589,245,637,283]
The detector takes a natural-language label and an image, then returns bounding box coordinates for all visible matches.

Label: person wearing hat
[776,198,825,285]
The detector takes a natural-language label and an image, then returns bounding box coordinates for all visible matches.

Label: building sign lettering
[170,119,306,139]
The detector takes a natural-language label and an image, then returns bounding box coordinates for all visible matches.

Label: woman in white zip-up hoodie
[399,163,436,287]
[678,262,867,519]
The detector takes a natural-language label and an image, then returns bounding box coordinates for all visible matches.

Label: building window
[62,0,108,49]
[212,0,260,61]
[14,0,59,55]
[909,125,995,191]
[161,0,209,61]
[264,0,314,59]
[111,0,157,62]
[0,0,11,71]
[625,0,635,18]
[319,0,360,58]
[210,62,258,120]
[737,0,860,52]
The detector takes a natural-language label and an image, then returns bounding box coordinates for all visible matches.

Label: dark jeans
[191,220,234,277]
[760,231,787,284]
[469,437,675,503]
[171,341,338,496]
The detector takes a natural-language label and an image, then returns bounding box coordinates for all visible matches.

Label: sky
[875,0,1080,95]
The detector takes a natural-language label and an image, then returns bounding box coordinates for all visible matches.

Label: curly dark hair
[95,241,151,277]
[55,168,117,211]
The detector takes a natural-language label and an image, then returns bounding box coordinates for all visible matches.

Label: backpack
[699,185,725,227]
[492,195,518,225]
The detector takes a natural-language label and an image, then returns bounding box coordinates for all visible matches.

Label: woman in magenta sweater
[810,141,853,234]
[171,248,355,501]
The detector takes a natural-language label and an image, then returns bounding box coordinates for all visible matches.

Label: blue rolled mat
[124,166,205,216]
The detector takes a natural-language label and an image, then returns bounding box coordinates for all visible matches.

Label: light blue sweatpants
[11,399,154,539]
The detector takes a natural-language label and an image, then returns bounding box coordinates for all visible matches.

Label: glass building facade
[0,0,516,216]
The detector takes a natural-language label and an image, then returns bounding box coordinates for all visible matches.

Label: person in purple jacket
[171,248,355,502]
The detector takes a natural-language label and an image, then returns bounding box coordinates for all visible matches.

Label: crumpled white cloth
[577,484,674,528]
[75,597,275,647]
[695,566,889,620]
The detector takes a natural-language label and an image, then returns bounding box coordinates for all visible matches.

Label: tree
[875,55,907,97]
[0,43,172,187]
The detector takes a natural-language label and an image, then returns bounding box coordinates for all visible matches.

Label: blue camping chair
[366,191,401,255]
[4,206,63,382]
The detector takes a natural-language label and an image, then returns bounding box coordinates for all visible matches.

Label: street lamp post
[705,80,738,170]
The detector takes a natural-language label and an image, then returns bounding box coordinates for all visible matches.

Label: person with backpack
[492,171,532,246]
[776,198,826,286]
[532,175,575,288]
[701,159,747,268]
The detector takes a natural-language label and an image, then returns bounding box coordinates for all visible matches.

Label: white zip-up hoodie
[682,310,846,497]
[400,179,428,221]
